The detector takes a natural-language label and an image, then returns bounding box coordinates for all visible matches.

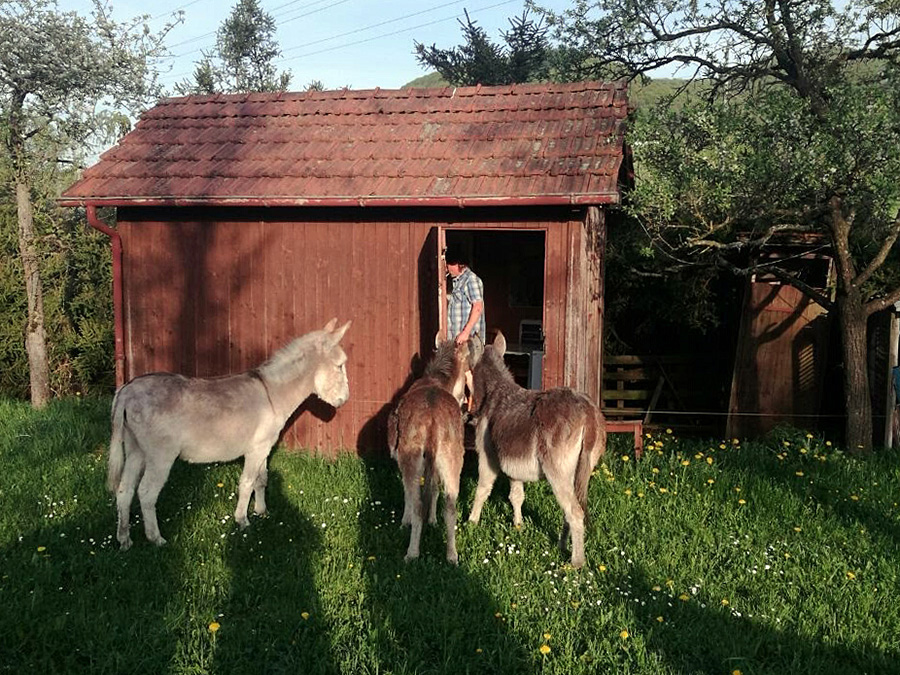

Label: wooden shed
[60,81,631,453]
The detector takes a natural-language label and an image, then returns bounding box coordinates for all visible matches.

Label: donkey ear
[434,331,443,349]
[330,320,351,344]
[324,318,338,332]
[493,331,507,358]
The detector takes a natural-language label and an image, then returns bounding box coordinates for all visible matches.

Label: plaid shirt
[448,267,485,341]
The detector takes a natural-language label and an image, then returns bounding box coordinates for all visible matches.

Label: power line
[161,0,519,82]
[280,0,468,55]
[167,0,355,52]
[150,0,207,21]
[274,0,517,64]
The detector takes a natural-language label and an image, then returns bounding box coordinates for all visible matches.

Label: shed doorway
[441,229,546,388]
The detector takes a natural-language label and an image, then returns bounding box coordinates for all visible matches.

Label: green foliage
[176,0,291,95]
[0,203,113,398]
[1,398,899,673]
[414,9,551,86]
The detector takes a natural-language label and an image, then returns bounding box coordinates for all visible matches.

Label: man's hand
[455,331,470,346]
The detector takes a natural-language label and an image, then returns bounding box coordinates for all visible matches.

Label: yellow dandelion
[666,428,673,434]
[656,616,664,622]
[679,593,690,601]
[659,487,668,494]
[738,499,746,505]
[208,622,221,633]
[850,495,859,501]
[846,571,856,580]
[732,438,740,445]
[666,579,674,588]
[707,479,715,485]
[695,452,704,459]
[624,489,632,496]
[495,612,502,618]
[368,555,376,561]
[681,460,690,466]
[734,487,742,492]
[733,670,743,675]
[419,476,425,486]
[598,565,607,572]
[651,467,660,474]
[511,603,518,609]
[800,448,808,454]
[707,457,714,465]
[301,612,310,620]
[652,585,662,592]
[826,440,832,447]
[783,441,791,446]
[719,443,727,449]
[539,644,551,655]
[637,492,645,498]
[216,482,224,488]
[646,432,653,439]
[476,648,483,654]
[721,598,729,606]
[36,546,46,552]
[543,632,552,640]
[796,471,804,477]
[794,527,802,532]
[806,433,814,439]
[620,630,629,639]
[621,455,630,462]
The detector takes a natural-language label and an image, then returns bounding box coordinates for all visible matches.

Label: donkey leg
[437,447,463,565]
[115,445,145,551]
[468,419,499,524]
[252,458,269,516]
[544,473,587,568]
[235,452,268,528]
[509,480,525,528]
[399,451,425,559]
[426,470,440,524]
[137,456,175,547]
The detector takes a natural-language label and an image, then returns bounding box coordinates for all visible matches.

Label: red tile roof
[60,81,629,207]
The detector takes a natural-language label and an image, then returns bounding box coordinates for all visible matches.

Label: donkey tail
[574,404,606,522]
[387,405,400,459]
[107,388,127,493]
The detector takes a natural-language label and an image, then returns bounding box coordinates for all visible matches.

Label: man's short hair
[444,245,468,266]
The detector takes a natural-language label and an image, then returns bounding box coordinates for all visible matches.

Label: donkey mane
[423,341,463,383]
[257,332,323,383]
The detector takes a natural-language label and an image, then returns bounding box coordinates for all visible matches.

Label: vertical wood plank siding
[117,206,603,454]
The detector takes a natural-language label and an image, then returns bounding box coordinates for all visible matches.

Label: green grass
[1,398,899,674]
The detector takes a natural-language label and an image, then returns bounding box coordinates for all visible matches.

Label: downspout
[86,204,125,388]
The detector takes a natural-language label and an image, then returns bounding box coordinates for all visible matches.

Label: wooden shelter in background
[727,235,834,437]
[60,82,631,454]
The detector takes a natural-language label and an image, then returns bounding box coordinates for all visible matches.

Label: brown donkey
[388,338,471,564]
[468,332,606,568]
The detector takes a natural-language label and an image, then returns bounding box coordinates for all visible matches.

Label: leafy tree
[176,0,291,94]
[0,0,174,406]
[543,0,900,451]
[415,9,551,86]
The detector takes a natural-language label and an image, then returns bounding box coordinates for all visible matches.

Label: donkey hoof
[119,537,133,551]
[404,552,419,562]
[236,517,250,530]
[149,536,168,547]
[446,553,459,566]
[570,558,585,569]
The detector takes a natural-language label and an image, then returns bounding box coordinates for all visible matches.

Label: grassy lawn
[1,397,898,674]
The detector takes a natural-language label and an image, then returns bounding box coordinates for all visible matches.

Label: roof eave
[57,193,622,209]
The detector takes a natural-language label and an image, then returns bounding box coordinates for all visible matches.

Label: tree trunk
[836,291,872,452]
[15,176,51,408]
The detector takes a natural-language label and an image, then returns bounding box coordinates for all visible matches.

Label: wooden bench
[605,419,644,459]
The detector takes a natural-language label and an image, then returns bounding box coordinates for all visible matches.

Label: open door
[440,227,546,388]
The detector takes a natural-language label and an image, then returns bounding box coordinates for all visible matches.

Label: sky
[58,0,576,94]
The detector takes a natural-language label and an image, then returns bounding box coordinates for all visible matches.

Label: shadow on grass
[356,453,534,674]
[210,470,333,675]
[620,565,897,675]
[0,397,187,672]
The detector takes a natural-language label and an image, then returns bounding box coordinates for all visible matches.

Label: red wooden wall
[117,205,604,454]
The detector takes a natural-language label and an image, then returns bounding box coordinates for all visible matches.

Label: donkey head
[470,331,507,415]
[313,319,352,408]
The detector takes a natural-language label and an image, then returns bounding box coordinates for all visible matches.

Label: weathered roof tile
[61,81,629,205]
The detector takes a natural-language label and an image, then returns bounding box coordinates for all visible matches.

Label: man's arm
[456,300,484,345]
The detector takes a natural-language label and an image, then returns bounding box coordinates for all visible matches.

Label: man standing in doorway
[445,245,485,407]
